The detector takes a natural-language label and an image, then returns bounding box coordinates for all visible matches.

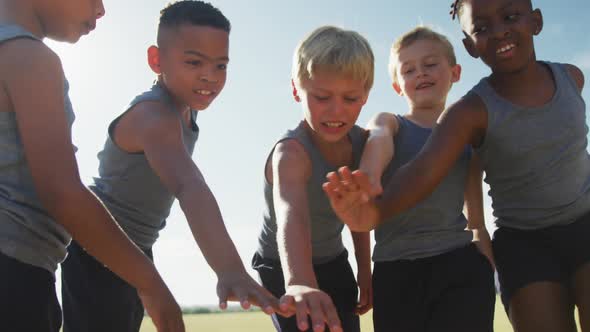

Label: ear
[291,79,301,103]
[147,45,161,75]
[531,8,543,36]
[462,37,479,59]
[451,64,462,83]
[392,82,403,96]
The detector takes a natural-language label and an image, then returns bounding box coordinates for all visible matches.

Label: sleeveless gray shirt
[374,116,473,262]
[257,122,366,264]
[472,62,590,230]
[0,25,76,272]
[90,82,199,249]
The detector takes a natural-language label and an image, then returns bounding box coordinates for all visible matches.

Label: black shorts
[372,244,496,332]
[493,210,590,311]
[0,251,62,332]
[61,240,153,332]
[252,250,360,332]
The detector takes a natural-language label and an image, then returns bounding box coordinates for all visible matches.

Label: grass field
[140,296,519,332]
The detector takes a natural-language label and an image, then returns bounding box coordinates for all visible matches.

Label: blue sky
[49,0,590,306]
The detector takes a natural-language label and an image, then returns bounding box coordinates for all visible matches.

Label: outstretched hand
[322,167,380,232]
[217,271,286,316]
[138,285,185,332]
[279,285,343,332]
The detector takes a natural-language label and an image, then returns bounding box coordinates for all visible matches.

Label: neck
[0,1,45,39]
[302,121,352,166]
[406,101,446,128]
[157,78,191,113]
[488,54,541,93]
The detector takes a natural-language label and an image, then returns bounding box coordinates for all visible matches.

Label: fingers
[250,284,280,315]
[279,295,296,317]
[217,284,229,310]
[294,296,311,331]
[321,298,342,332]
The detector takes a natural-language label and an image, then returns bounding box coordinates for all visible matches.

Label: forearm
[276,213,317,288]
[351,231,371,274]
[178,179,245,276]
[359,133,393,183]
[52,186,163,292]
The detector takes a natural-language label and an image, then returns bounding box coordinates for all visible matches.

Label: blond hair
[389,26,456,84]
[292,26,374,91]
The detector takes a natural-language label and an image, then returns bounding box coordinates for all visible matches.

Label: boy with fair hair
[252,25,373,332]
[327,26,496,332]
[61,2,280,332]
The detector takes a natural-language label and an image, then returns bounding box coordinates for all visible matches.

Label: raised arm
[4,39,183,332]
[128,102,280,315]
[324,94,487,231]
[463,153,495,269]
[359,112,399,196]
[271,140,342,332]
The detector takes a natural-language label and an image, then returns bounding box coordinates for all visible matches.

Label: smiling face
[460,0,542,74]
[34,0,105,42]
[295,70,368,144]
[393,39,460,109]
[149,24,229,111]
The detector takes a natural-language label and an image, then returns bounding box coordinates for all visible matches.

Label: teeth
[324,122,344,128]
[196,90,212,95]
[496,44,515,54]
[417,82,434,89]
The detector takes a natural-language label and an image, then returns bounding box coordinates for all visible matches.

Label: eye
[403,68,415,75]
[505,12,520,21]
[186,60,202,66]
[313,95,330,102]
[425,62,438,68]
[344,96,360,103]
[473,25,487,34]
[217,63,228,70]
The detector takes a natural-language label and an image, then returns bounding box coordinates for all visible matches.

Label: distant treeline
[181,306,262,315]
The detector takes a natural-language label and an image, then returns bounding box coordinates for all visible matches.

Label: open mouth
[195,89,214,96]
[496,43,516,54]
[322,121,345,128]
[416,82,435,90]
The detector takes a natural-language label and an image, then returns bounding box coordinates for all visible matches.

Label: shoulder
[272,138,312,180]
[1,39,62,87]
[446,92,487,119]
[368,112,400,136]
[562,63,585,92]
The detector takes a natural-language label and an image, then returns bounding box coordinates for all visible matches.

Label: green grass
[139,296,522,332]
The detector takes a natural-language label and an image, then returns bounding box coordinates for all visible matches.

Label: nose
[96,0,105,19]
[490,21,510,39]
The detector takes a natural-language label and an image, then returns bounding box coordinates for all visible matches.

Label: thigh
[493,227,566,311]
[428,245,496,332]
[372,260,427,332]
[509,281,577,332]
[316,253,360,332]
[253,253,303,332]
[0,252,61,332]
[573,262,590,331]
[61,240,145,332]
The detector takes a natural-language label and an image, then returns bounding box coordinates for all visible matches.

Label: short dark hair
[158,1,230,44]
[450,0,533,21]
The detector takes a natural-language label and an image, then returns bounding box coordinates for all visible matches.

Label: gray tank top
[0,25,76,272]
[90,82,199,249]
[257,122,366,264]
[472,61,590,230]
[374,116,473,262]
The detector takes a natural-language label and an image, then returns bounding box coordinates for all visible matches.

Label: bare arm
[271,140,342,332]
[3,39,183,332]
[376,95,488,221]
[350,230,372,315]
[359,112,399,196]
[463,153,495,269]
[565,63,585,92]
[323,95,487,231]
[123,102,280,314]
